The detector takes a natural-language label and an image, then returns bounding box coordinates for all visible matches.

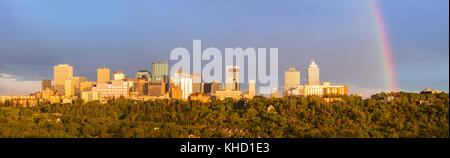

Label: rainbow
[369,0,398,91]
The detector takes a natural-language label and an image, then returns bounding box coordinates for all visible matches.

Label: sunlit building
[135,70,151,81]
[148,81,166,97]
[215,90,242,100]
[307,59,320,85]
[93,80,130,99]
[225,66,240,91]
[42,79,51,91]
[113,71,126,80]
[285,68,300,90]
[170,69,192,99]
[152,62,169,83]
[97,67,110,84]
[53,64,73,96]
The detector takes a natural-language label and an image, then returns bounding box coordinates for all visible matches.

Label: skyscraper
[53,64,73,96]
[225,66,240,91]
[42,79,51,91]
[285,68,300,90]
[97,67,110,83]
[307,59,320,85]
[152,62,169,83]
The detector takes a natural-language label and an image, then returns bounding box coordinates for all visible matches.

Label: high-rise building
[307,59,320,85]
[42,79,51,91]
[53,64,73,96]
[152,62,169,83]
[135,70,151,81]
[170,69,192,99]
[97,67,110,83]
[192,73,202,93]
[285,68,300,90]
[113,71,126,80]
[249,80,256,97]
[225,66,240,91]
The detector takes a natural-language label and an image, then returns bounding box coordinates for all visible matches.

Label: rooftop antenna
[103,61,106,68]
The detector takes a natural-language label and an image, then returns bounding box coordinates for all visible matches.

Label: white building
[113,71,126,80]
[171,69,193,99]
[307,59,320,85]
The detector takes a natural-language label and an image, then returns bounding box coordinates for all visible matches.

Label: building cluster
[283,59,348,97]
[1,59,352,107]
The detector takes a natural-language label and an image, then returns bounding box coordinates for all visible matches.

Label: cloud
[0,73,41,95]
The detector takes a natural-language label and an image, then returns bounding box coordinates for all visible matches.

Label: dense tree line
[0,92,448,138]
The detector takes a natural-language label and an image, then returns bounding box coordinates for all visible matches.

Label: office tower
[225,66,240,91]
[71,76,87,98]
[135,70,151,81]
[152,62,169,83]
[249,80,256,97]
[134,79,148,96]
[65,78,73,97]
[42,79,51,91]
[192,73,202,93]
[285,67,300,90]
[170,69,192,99]
[53,64,73,96]
[307,59,320,85]
[97,67,110,83]
[148,81,166,97]
[113,71,126,80]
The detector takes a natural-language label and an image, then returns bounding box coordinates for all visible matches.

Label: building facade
[170,69,192,99]
[225,66,240,91]
[148,81,166,97]
[152,62,169,83]
[42,79,51,91]
[285,67,300,90]
[113,71,126,80]
[135,70,151,81]
[97,67,110,84]
[93,80,130,99]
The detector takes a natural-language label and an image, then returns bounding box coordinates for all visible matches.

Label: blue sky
[0,0,448,97]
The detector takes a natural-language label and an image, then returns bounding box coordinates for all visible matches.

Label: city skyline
[0,0,448,97]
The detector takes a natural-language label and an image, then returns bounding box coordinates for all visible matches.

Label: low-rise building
[214,90,242,100]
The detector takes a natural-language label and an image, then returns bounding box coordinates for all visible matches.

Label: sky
[0,0,448,97]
